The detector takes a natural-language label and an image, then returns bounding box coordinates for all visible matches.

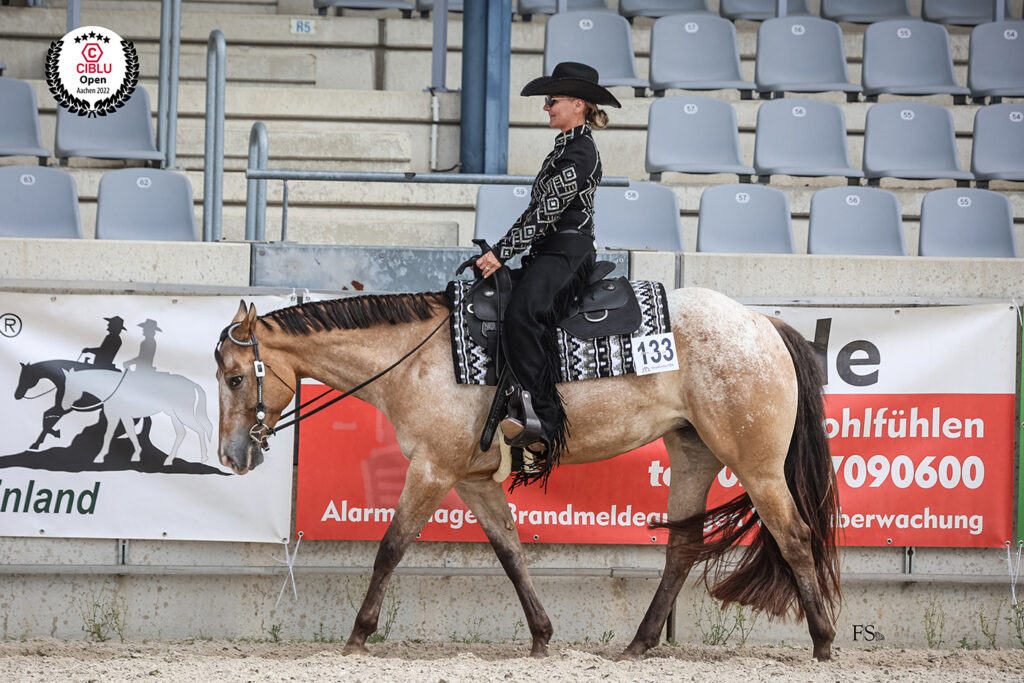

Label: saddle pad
[447,279,671,386]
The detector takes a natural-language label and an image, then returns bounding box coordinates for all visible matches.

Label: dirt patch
[1,639,1023,682]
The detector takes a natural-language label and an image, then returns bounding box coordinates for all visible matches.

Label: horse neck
[278,313,445,409]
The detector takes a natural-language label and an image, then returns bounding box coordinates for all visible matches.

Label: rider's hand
[475,251,502,279]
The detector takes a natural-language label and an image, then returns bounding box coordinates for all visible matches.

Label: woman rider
[475,61,620,465]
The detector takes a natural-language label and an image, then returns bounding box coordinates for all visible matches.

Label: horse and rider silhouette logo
[1,314,223,475]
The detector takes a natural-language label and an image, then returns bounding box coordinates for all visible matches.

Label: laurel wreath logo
[45,38,139,118]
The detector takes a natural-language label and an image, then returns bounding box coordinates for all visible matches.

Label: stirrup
[502,389,543,449]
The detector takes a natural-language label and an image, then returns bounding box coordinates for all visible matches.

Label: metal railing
[243,122,630,243]
[204,30,227,242]
[157,0,182,169]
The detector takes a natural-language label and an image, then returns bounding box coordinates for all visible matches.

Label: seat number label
[631,333,679,376]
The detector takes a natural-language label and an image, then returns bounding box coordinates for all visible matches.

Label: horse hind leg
[455,477,553,657]
[619,427,724,661]
[165,417,187,467]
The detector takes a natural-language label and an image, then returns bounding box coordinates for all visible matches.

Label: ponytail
[585,101,609,130]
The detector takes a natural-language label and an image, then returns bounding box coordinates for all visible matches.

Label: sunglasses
[544,96,573,107]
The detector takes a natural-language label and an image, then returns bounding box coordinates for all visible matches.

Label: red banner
[294,392,1014,547]
[295,303,1018,548]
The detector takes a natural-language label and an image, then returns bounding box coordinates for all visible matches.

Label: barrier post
[246,122,269,242]
[203,30,226,242]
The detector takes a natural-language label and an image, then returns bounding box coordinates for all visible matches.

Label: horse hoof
[92,455,105,464]
[163,459,174,467]
[615,647,644,662]
[529,643,549,658]
[342,644,369,657]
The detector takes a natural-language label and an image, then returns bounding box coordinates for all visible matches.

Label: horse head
[14,362,33,400]
[215,300,298,475]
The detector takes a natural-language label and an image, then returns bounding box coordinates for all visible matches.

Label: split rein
[224,279,486,450]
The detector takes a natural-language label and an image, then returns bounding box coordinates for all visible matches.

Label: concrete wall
[1,244,1021,650]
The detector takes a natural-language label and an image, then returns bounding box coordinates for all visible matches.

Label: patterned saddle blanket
[446,274,672,386]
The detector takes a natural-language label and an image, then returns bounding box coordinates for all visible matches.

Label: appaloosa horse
[213,287,841,661]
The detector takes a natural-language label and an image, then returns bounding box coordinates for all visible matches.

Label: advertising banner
[295,303,1018,548]
[0,293,295,543]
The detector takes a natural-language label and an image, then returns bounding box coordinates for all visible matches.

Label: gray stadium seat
[753,98,863,183]
[696,183,795,253]
[415,0,463,14]
[54,86,164,165]
[754,16,861,100]
[645,95,755,180]
[862,101,974,185]
[968,20,1024,102]
[545,11,648,94]
[0,77,50,164]
[922,0,996,25]
[474,184,530,245]
[861,19,970,102]
[918,188,1017,257]
[95,168,197,241]
[720,0,810,21]
[473,182,683,252]
[593,182,684,251]
[820,0,913,23]
[0,61,6,76]
[519,0,610,21]
[808,186,906,255]
[970,103,1024,185]
[314,0,414,16]
[619,0,709,22]
[648,14,755,97]
[0,165,82,238]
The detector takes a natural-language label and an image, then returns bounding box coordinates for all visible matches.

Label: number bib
[630,333,680,376]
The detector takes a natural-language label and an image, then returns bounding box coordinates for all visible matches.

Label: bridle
[225,322,280,450]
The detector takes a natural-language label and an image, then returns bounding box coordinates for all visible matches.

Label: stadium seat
[645,95,755,181]
[0,60,6,76]
[754,16,861,100]
[593,182,684,251]
[95,168,197,241]
[415,0,463,14]
[0,77,50,164]
[314,0,414,17]
[474,184,530,244]
[473,182,683,252]
[619,0,709,22]
[545,11,648,94]
[54,86,164,165]
[820,0,913,23]
[807,186,906,255]
[861,19,970,102]
[519,0,610,21]
[862,101,974,185]
[719,0,810,21]
[753,98,863,183]
[0,165,82,239]
[968,20,1024,103]
[970,103,1024,186]
[648,14,755,98]
[696,183,795,253]
[922,0,997,26]
[918,188,1017,257]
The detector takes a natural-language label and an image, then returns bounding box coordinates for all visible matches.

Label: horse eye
[228,376,243,388]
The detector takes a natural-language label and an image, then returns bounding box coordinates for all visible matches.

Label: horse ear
[63,368,74,378]
[231,299,248,324]
[247,303,258,328]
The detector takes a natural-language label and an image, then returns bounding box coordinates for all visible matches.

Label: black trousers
[501,231,595,446]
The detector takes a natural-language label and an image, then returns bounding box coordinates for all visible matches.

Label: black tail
[654,318,841,620]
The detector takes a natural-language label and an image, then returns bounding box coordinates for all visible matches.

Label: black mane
[259,291,450,336]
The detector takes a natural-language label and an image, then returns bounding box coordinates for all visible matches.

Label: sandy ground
[1,639,1023,682]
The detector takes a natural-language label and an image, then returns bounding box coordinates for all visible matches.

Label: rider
[124,319,162,372]
[475,61,619,462]
[82,315,125,369]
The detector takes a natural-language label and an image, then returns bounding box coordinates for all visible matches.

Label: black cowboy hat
[520,61,622,108]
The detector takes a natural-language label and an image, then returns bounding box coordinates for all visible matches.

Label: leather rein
[223,279,485,451]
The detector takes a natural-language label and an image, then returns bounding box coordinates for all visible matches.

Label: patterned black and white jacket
[493,123,602,263]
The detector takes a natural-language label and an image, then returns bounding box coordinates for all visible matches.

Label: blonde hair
[585,101,609,130]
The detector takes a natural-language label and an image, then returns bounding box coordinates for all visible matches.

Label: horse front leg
[343,456,458,655]
[31,406,65,450]
[93,411,119,464]
[455,477,553,657]
[165,417,186,467]
[620,428,722,660]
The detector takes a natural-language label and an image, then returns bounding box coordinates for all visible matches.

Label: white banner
[0,293,295,543]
